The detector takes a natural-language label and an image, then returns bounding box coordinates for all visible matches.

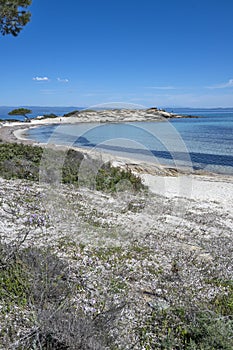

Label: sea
[1,106,233,175]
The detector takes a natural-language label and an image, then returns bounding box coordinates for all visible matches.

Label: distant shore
[0,110,204,178]
[0,108,230,179]
[0,107,199,126]
[0,107,200,171]
[0,107,200,143]
[0,109,233,223]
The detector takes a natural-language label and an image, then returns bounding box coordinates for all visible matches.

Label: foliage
[96,162,144,192]
[0,0,31,36]
[0,143,144,192]
[81,109,97,113]
[0,142,43,180]
[213,280,233,316]
[39,113,58,119]
[137,291,233,349]
[0,118,22,122]
[62,148,83,184]
[8,108,32,120]
[0,248,29,307]
[63,110,80,118]
[0,174,232,348]
[0,243,114,349]
[1,233,232,348]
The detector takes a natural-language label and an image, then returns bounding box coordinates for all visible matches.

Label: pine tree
[0,0,31,36]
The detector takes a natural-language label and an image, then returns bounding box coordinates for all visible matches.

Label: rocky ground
[0,175,232,349]
[61,108,198,123]
[0,108,198,130]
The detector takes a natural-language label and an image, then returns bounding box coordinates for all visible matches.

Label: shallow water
[24,109,233,175]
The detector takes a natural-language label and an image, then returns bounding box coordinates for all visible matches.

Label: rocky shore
[0,107,198,127]
[60,107,198,123]
[0,173,233,348]
[0,107,202,176]
[0,108,232,348]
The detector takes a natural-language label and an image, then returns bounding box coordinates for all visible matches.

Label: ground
[0,175,232,349]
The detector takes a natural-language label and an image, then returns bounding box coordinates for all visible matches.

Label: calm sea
[1,107,233,175]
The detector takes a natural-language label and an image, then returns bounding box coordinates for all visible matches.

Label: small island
[0,110,232,349]
[0,107,198,126]
[37,107,198,124]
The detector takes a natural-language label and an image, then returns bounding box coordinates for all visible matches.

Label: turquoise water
[25,109,233,175]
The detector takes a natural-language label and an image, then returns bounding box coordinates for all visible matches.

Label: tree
[8,108,32,121]
[0,0,32,36]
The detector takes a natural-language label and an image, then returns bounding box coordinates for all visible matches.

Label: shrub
[40,113,58,119]
[63,110,80,118]
[0,143,144,192]
[96,162,144,192]
[0,242,120,349]
[137,299,233,349]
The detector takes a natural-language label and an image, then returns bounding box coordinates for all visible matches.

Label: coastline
[0,116,233,211]
[0,113,233,347]
[0,107,200,151]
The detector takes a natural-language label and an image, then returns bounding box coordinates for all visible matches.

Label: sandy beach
[2,1,233,346]
[0,115,233,210]
[0,115,232,348]
[0,163,232,348]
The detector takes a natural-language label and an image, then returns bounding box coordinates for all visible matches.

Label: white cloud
[207,79,233,89]
[33,76,49,81]
[57,77,69,83]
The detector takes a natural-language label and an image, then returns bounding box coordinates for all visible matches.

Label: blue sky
[1,0,233,107]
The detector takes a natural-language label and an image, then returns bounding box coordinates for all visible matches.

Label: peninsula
[0,107,198,127]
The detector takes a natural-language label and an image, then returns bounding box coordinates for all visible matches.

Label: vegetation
[63,110,80,118]
[96,162,144,192]
[0,0,32,36]
[138,298,233,349]
[33,113,59,120]
[0,118,22,122]
[0,142,232,349]
[0,142,144,192]
[0,236,232,349]
[0,142,43,180]
[39,113,58,119]
[8,108,32,121]
[0,242,115,349]
[81,109,97,113]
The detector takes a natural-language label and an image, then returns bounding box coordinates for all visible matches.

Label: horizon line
[2,105,233,109]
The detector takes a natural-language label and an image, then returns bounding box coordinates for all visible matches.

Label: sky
[1,0,233,108]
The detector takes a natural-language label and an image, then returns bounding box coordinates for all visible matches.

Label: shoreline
[0,121,221,176]
[0,107,199,126]
[0,116,233,210]
[1,119,232,347]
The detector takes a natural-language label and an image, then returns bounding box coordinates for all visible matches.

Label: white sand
[2,118,233,212]
[141,173,233,210]
[13,128,31,141]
